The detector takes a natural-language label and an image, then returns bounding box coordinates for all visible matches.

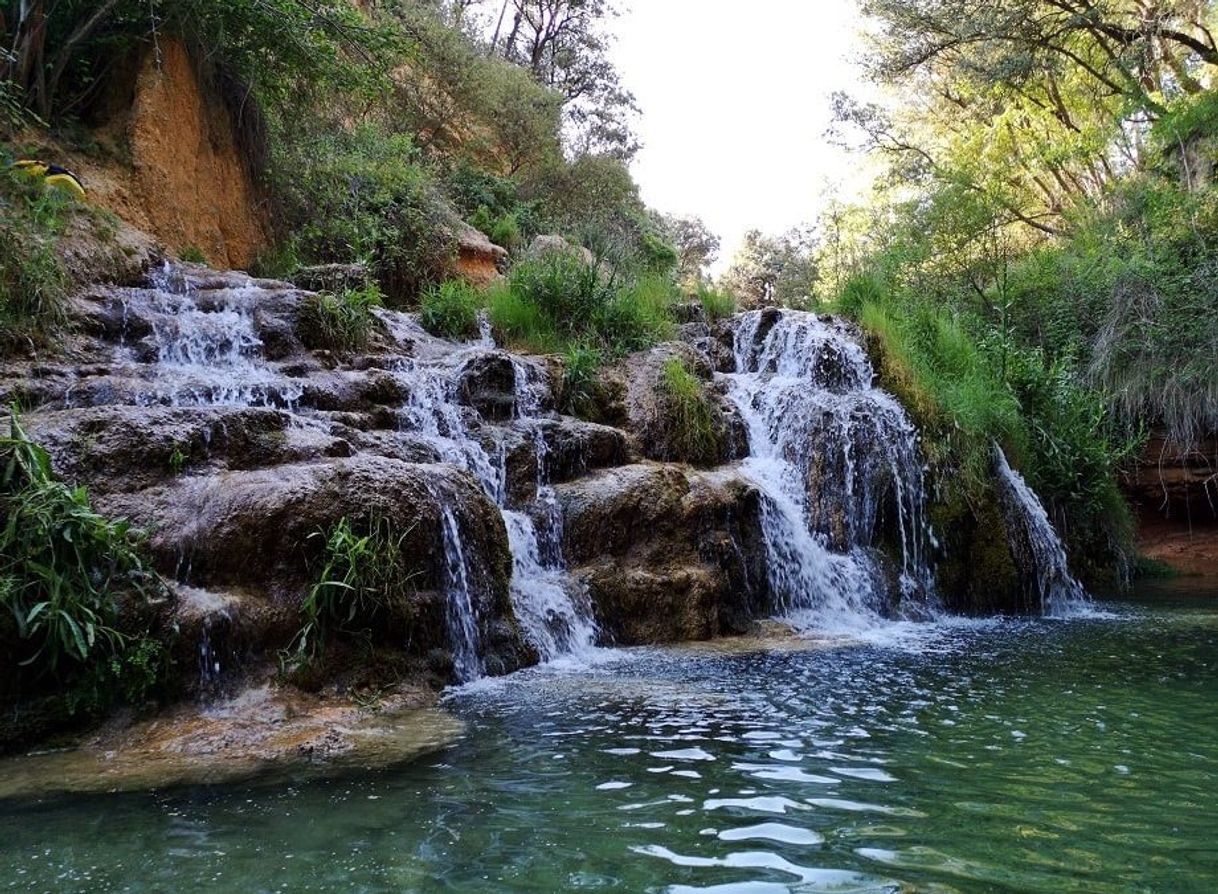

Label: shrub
[490,255,674,358]
[559,343,606,418]
[291,515,418,663]
[0,413,161,682]
[697,284,737,322]
[178,245,208,264]
[657,358,722,466]
[0,166,71,349]
[272,127,455,304]
[297,284,383,352]
[420,280,483,340]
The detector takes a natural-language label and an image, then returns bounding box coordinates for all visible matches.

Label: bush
[657,358,722,465]
[697,284,737,322]
[0,166,72,349]
[272,127,455,304]
[297,284,383,352]
[290,515,418,663]
[0,413,162,685]
[420,280,483,340]
[490,254,674,358]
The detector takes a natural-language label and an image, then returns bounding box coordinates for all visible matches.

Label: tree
[721,228,820,308]
[486,0,638,157]
[660,214,721,288]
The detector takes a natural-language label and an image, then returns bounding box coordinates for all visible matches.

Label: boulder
[453,222,508,286]
[599,342,747,465]
[557,463,770,644]
[99,456,532,677]
[526,233,596,267]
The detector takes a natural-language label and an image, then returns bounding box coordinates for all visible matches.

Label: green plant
[657,358,722,466]
[297,284,384,352]
[178,245,208,264]
[697,284,737,322]
[420,280,483,340]
[559,343,606,418]
[0,413,158,677]
[168,446,187,476]
[0,166,72,348]
[290,515,418,663]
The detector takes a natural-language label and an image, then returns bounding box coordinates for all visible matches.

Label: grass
[558,343,607,418]
[697,284,738,322]
[420,280,483,340]
[297,284,384,352]
[290,515,419,664]
[657,358,722,466]
[0,412,159,679]
[489,254,676,360]
[0,166,73,350]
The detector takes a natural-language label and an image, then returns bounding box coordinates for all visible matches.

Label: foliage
[656,358,722,466]
[660,214,721,288]
[721,228,819,308]
[696,284,737,323]
[0,164,71,349]
[420,279,484,340]
[489,252,674,358]
[558,343,606,418]
[178,245,207,264]
[0,412,162,694]
[291,515,418,663]
[271,127,456,304]
[297,284,384,352]
[486,0,639,158]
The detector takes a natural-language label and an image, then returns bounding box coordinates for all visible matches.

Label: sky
[609,1,873,271]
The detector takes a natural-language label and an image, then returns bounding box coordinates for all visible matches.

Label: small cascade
[721,310,937,628]
[991,445,1090,616]
[124,262,303,408]
[391,334,596,672]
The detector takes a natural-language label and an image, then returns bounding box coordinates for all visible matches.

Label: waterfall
[121,264,594,682]
[392,329,596,672]
[721,310,937,628]
[991,445,1090,617]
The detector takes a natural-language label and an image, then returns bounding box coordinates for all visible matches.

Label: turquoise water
[1,588,1216,893]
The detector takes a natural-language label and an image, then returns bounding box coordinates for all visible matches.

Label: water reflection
[0,597,1216,893]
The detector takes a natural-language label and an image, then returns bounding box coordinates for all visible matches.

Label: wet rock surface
[558,463,770,643]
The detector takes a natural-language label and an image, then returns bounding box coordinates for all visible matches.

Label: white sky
[610,1,872,271]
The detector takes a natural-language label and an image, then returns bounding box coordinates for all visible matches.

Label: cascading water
[138,262,303,408]
[390,320,597,672]
[721,310,938,629]
[991,445,1090,616]
[94,263,595,683]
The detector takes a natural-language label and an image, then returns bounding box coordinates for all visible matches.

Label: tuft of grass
[298,284,383,352]
[289,515,419,664]
[559,343,606,419]
[420,279,483,340]
[0,411,160,679]
[697,284,737,322]
[0,166,72,349]
[178,245,208,264]
[490,254,674,359]
[657,358,722,466]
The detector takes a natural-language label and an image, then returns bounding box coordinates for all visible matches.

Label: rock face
[558,464,770,643]
[453,222,508,286]
[76,39,270,269]
[598,342,747,465]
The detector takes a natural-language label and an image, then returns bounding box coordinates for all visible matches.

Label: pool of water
[2,587,1216,893]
